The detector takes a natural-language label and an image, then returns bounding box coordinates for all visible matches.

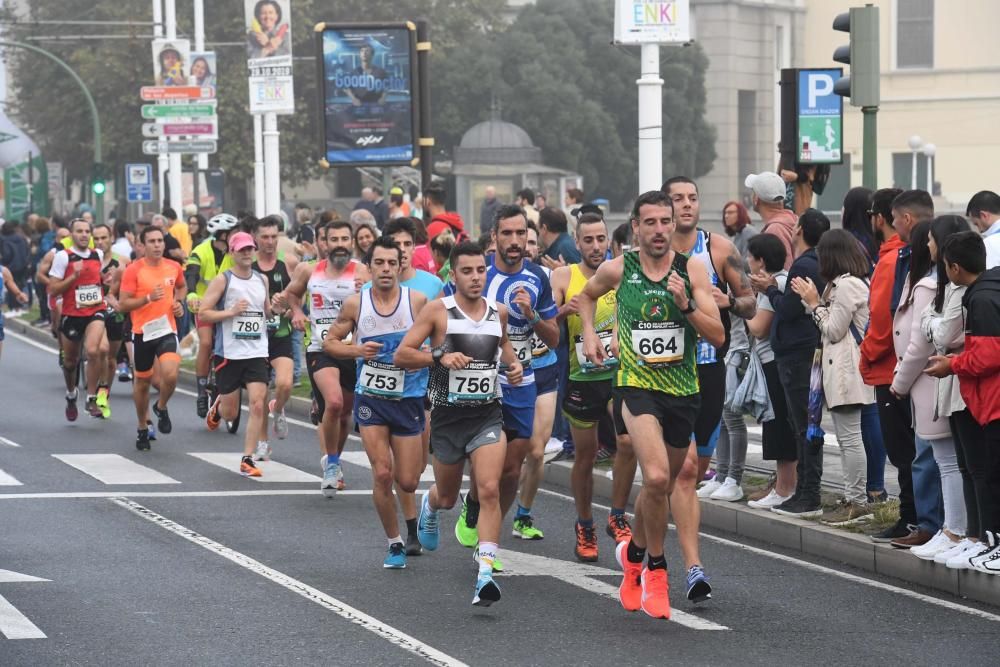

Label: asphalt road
[2,331,1000,666]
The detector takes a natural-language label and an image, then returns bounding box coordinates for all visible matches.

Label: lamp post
[908,135,923,190]
[923,143,936,194]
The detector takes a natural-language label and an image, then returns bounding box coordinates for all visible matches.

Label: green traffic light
[92,181,106,195]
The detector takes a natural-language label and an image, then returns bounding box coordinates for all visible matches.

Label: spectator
[188,213,208,246]
[0,219,30,312]
[479,186,502,235]
[424,183,468,243]
[388,186,407,220]
[966,190,1000,269]
[722,200,757,260]
[112,220,134,259]
[149,213,186,264]
[750,208,829,518]
[371,186,388,228]
[535,193,547,209]
[611,222,632,258]
[353,186,376,216]
[163,206,192,255]
[353,221,378,259]
[538,207,581,267]
[408,217,437,274]
[517,188,540,225]
[746,171,797,269]
[430,228,455,282]
[349,208,378,233]
[792,228,874,524]
[565,187,584,213]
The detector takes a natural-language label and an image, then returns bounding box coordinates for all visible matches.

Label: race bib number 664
[631,321,684,367]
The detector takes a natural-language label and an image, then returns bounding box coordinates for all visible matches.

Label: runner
[252,215,299,460]
[579,190,723,620]
[450,205,559,555]
[325,236,430,568]
[663,176,756,602]
[552,212,637,560]
[394,240,524,606]
[48,218,109,421]
[117,226,186,450]
[197,231,273,477]
[35,227,71,342]
[186,213,239,418]
[93,223,129,419]
[282,219,362,496]
[0,261,29,360]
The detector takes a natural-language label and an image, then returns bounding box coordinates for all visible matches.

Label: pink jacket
[891,274,950,440]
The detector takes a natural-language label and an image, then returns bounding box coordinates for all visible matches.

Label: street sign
[0,568,50,639]
[613,0,691,44]
[143,140,217,155]
[141,102,216,119]
[126,163,154,202]
[797,68,844,164]
[142,122,218,139]
[141,85,215,101]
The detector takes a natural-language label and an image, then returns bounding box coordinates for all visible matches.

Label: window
[896,0,934,69]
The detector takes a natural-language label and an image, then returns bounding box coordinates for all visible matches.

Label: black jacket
[767,247,825,357]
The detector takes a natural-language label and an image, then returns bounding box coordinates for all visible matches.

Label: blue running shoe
[472,572,501,607]
[321,460,341,498]
[383,542,406,569]
[686,564,712,602]
[146,420,157,441]
[417,492,440,551]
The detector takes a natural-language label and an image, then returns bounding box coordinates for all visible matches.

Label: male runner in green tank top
[578,190,723,621]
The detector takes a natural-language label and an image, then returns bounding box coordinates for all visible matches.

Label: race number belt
[447,361,498,405]
[234,310,264,340]
[631,321,684,368]
[575,330,618,373]
[142,314,173,340]
[508,330,532,366]
[314,317,336,343]
[358,360,405,399]
[75,284,102,309]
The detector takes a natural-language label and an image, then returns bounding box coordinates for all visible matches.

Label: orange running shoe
[240,457,262,477]
[574,522,598,562]
[606,513,633,544]
[205,395,222,431]
[615,541,642,612]
[640,566,671,619]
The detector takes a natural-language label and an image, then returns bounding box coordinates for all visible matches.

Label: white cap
[744,172,786,203]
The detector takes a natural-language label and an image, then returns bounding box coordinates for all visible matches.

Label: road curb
[541,457,1000,607]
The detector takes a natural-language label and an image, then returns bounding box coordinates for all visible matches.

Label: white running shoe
[269,399,288,440]
[544,437,564,455]
[934,537,974,564]
[912,530,956,560]
[970,532,1000,574]
[253,440,272,461]
[946,541,989,570]
[747,489,792,510]
[709,477,744,502]
[696,479,723,498]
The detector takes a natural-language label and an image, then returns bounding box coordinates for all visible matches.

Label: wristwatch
[727,293,736,309]
[681,301,696,315]
[431,346,446,365]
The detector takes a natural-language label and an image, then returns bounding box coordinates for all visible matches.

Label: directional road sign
[141,86,215,101]
[142,122,218,139]
[125,163,154,202]
[797,68,843,164]
[141,103,216,119]
[143,140,217,155]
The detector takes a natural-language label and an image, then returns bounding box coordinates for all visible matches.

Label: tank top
[528,264,557,369]
[615,250,699,396]
[253,254,292,338]
[354,286,428,400]
[307,259,358,353]
[565,263,617,381]
[60,248,105,318]
[682,230,731,363]
[213,269,269,360]
[428,295,503,408]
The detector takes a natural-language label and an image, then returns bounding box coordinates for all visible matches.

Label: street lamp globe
[908,135,924,151]
[923,143,937,157]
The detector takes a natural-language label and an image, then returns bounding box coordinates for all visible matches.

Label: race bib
[575,330,618,373]
[447,361,498,405]
[631,321,684,368]
[314,317,336,342]
[142,314,173,340]
[509,330,532,366]
[530,334,549,358]
[358,361,405,399]
[75,284,102,309]
[233,310,264,340]
[266,314,281,331]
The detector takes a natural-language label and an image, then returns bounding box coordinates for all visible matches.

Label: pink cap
[228,231,256,252]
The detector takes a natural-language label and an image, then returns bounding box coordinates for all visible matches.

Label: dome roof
[459,119,535,150]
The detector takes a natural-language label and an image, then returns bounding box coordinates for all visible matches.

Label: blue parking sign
[126,163,153,203]
[797,69,843,164]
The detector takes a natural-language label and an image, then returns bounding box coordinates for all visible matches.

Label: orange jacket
[859,235,906,386]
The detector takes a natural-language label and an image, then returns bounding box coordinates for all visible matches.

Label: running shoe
[640,567,671,619]
[135,428,151,452]
[240,456,262,478]
[65,392,78,422]
[152,403,172,434]
[454,498,479,548]
[606,513,633,544]
[512,515,544,540]
[96,388,111,419]
[196,390,208,419]
[417,492,440,551]
[405,532,423,557]
[696,479,723,498]
[549,448,575,463]
[117,361,131,382]
[575,522,598,562]
[321,460,342,498]
[147,420,157,441]
[254,440,272,461]
[269,399,288,440]
[615,541,642,612]
[86,396,102,419]
[205,395,222,431]
[384,542,407,569]
[686,565,712,602]
[472,572,501,607]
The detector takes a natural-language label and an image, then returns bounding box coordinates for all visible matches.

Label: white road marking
[536,486,1000,624]
[0,468,23,486]
[338,451,466,483]
[111,498,467,667]
[0,569,50,640]
[52,454,181,485]
[188,452,322,483]
[500,550,728,631]
[0,489,378,500]
[0,435,22,447]
[4,330,55,354]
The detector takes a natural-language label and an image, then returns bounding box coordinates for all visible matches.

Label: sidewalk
[8,314,999,607]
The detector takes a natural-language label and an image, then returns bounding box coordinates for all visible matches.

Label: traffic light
[91,163,106,196]
[832,5,880,107]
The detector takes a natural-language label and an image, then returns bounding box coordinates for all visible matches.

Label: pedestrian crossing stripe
[52,454,181,485]
[0,468,23,486]
[188,452,322,483]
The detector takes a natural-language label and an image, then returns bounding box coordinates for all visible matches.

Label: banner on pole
[613,0,691,44]
[796,68,844,164]
[152,39,191,86]
[245,0,294,114]
[313,22,418,167]
[189,51,217,94]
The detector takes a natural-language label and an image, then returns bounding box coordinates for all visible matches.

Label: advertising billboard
[245,0,295,114]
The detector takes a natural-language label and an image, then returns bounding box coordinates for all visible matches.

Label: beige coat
[808,274,874,408]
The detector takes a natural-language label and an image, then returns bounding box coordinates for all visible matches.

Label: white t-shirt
[111,237,133,259]
[49,248,103,279]
[753,270,788,364]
